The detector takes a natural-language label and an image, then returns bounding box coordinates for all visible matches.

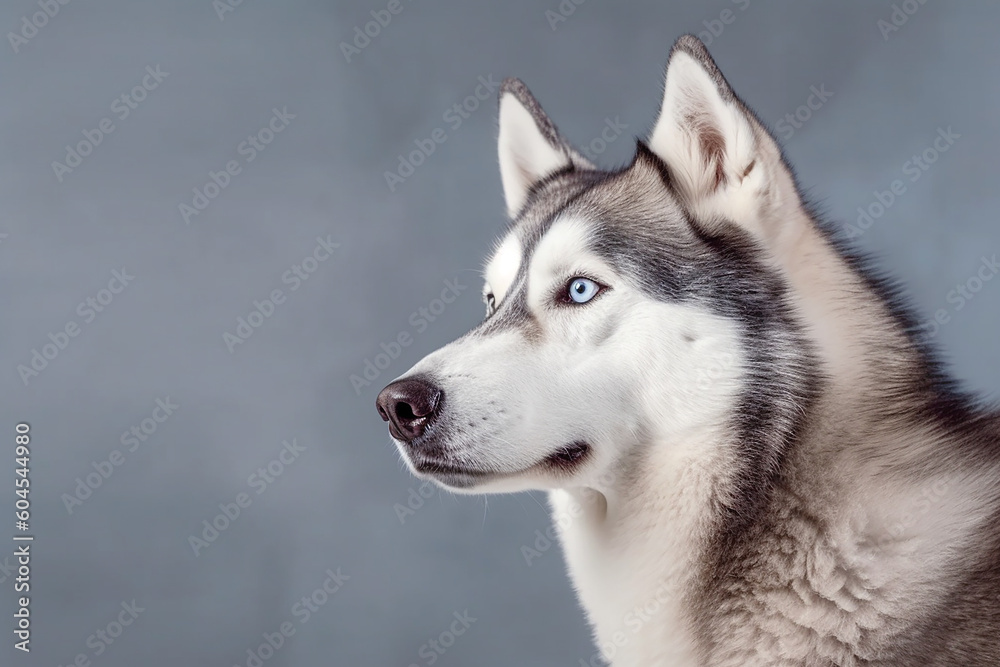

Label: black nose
[376,377,443,442]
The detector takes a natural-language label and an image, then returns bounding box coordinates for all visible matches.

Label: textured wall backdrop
[2,1,999,665]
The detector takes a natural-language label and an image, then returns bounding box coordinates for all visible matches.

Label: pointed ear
[648,35,787,228]
[497,78,593,218]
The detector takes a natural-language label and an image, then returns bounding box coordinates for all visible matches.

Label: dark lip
[543,441,592,471]
[411,457,491,477]
[404,440,592,480]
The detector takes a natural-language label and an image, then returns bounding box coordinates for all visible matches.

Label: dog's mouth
[404,440,593,490]
[408,455,494,489]
[542,441,592,471]
[411,458,490,477]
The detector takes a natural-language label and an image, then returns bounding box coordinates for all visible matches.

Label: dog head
[377,36,813,496]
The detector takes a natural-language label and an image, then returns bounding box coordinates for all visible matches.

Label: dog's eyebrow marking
[526,215,602,310]
[483,233,522,303]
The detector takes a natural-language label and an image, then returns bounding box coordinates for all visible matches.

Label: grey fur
[384,34,1000,666]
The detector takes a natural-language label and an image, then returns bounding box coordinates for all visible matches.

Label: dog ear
[497,78,593,218]
[647,35,786,229]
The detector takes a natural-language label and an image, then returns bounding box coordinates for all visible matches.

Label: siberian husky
[376,35,1000,666]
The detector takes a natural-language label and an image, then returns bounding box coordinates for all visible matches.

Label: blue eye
[567,277,600,304]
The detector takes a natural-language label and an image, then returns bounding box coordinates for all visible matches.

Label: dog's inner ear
[647,36,781,227]
[497,78,592,218]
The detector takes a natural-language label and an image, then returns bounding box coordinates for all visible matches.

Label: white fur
[483,233,522,305]
[386,36,1000,667]
[649,50,771,241]
[497,92,570,217]
[403,214,747,663]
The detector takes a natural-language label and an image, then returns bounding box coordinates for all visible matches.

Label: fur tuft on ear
[648,35,783,226]
[497,78,592,218]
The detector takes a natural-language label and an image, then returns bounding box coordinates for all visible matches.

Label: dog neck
[550,428,732,666]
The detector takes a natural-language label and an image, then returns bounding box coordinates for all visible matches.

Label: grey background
[1,1,999,665]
